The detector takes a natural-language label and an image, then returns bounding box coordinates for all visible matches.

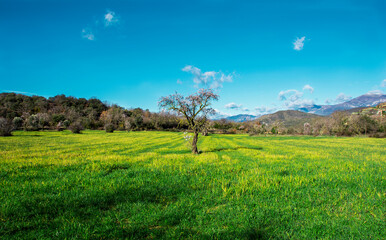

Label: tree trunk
[191,131,199,154]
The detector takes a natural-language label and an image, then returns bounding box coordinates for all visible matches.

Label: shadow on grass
[205,146,263,153]
[277,170,290,176]
[14,134,42,137]
[6,182,183,220]
[2,164,280,240]
[119,225,274,240]
[161,146,263,155]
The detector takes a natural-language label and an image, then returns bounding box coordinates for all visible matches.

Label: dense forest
[0,92,385,137]
[0,92,189,133]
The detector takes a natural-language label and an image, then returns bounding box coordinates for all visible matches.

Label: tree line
[0,92,385,138]
[0,92,190,134]
[246,110,385,138]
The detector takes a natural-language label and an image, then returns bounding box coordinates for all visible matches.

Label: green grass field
[0,131,385,239]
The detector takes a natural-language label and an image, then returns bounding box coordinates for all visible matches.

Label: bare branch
[158,88,219,154]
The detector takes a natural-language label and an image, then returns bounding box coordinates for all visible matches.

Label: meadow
[0,131,385,239]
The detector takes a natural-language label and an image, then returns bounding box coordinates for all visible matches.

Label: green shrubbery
[69,121,84,134]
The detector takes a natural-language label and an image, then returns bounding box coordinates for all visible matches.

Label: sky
[0,0,385,117]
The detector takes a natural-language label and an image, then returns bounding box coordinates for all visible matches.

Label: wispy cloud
[225,102,242,110]
[365,90,383,96]
[3,90,37,95]
[325,93,354,105]
[104,10,119,27]
[381,79,386,88]
[82,9,120,40]
[335,93,352,103]
[182,65,233,89]
[176,79,182,84]
[81,28,95,41]
[303,84,314,94]
[293,36,306,51]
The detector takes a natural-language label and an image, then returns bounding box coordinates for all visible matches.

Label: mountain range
[221,92,386,122]
[298,93,386,116]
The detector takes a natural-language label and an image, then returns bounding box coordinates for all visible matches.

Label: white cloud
[182,65,200,75]
[303,84,314,94]
[176,79,182,84]
[381,79,386,88]
[225,102,242,110]
[365,90,384,96]
[214,109,231,116]
[104,10,119,27]
[182,65,202,84]
[325,98,332,104]
[335,93,352,103]
[293,36,306,51]
[278,88,314,109]
[211,109,231,119]
[242,108,250,112]
[255,106,277,115]
[182,65,233,89]
[278,89,303,101]
[82,10,120,40]
[81,28,95,41]
[284,99,314,109]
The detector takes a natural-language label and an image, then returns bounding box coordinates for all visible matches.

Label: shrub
[105,123,115,133]
[0,118,14,136]
[227,128,237,134]
[52,114,65,124]
[369,132,386,138]
[56,122,64,131]
[133,115,144,130]
[69,121,84,134]
[303,122,311,135]
[13,117,23,130]
[36,113,50,129]
[63,120,70,128]
[124,120,132,131]
[25,115,39,131]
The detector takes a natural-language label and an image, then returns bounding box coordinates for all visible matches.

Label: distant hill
[299,93,386,115]
[351,102,386,115]
[254,110,322,127]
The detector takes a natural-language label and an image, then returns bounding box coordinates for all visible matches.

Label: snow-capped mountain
[298,93,386,116]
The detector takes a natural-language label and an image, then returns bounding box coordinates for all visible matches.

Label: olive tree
[0,118,14,136]
[159,88,219,154]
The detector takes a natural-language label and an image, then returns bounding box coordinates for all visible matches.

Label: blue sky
[1,0,385,116]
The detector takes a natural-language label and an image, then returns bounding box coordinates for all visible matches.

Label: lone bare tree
[159,88,219,154]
